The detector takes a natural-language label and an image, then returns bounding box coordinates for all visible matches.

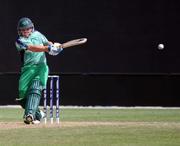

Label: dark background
[0,0,180,106]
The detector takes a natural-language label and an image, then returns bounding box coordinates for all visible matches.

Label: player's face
[20,27,32,38]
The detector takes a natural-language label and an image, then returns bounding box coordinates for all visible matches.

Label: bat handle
[59,44,63,49]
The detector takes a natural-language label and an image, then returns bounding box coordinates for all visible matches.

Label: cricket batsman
[15,17,63,124]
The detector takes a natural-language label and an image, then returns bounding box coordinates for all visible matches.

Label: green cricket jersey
[15,31,49,100]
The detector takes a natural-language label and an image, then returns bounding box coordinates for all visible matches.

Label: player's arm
[15,39,48,52]
[27,41,54,52]
[27,41,59,53]
[16,39,61,56]
[27,45,49,52]
[22,40,54,52]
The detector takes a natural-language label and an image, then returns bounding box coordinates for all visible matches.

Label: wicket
[43,75,60,124]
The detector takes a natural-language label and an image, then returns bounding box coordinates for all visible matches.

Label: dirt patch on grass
[0,121,180,130]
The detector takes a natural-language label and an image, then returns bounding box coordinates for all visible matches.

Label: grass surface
[0,107,180,146]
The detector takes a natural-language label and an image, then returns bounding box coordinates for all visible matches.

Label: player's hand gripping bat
[54,38,87,49]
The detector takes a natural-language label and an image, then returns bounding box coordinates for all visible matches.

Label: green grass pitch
[0,107,180,146]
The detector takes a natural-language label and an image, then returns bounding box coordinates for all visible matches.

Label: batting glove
[53,42,62,48]
[48,45,63,56]
[15,39,28,50]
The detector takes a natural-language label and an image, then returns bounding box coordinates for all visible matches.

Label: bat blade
[62,38,87,48]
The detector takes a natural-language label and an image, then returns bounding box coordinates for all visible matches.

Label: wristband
[48,45,51,52]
